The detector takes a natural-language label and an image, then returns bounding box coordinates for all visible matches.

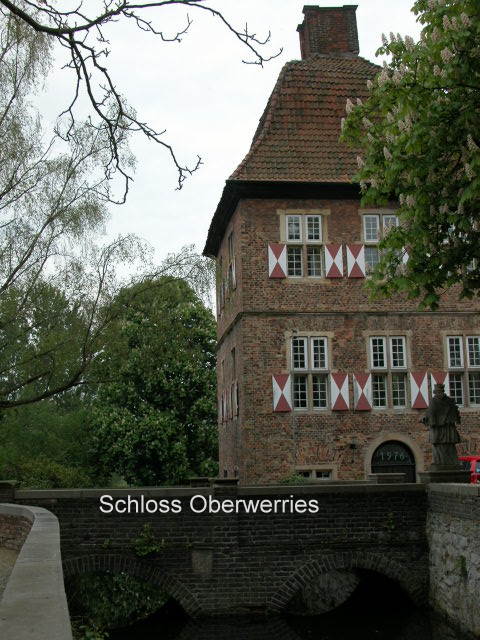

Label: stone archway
[267,550,427,613]
[62,554,202,617]
[371,440,416,482]
[363,432,425,481]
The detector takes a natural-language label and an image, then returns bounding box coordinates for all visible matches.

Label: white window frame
[447,336,464,369]
[389,336,406,370]
[370,336,387,370]
[310,337,328,370]
[286,215,302,242]
[467,336,480,368]
[363,215,380,243]
[292,336,308,371]
[305,215,323,243]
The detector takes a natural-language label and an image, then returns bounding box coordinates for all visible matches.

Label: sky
[39,1,423,265]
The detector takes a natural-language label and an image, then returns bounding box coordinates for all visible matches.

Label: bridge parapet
[11,483,428,616]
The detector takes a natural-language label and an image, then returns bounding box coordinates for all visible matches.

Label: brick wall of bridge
[11,484,428,616]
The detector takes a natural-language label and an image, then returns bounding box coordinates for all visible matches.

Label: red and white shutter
[330,373,349,411]
[353,373,372,411]
[268,243,287,278]
[346,244,366,278]
[430,371,450,396]
[272,374,292,412]
[410,372,428,409]
[325,244,343,278]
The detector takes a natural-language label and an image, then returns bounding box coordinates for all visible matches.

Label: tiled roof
[230,54,380,183]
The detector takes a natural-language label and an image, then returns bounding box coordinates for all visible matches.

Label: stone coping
[0,503,72,640]
[427,483,480,497]
[15,483,427,500]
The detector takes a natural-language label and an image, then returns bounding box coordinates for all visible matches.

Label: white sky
[38,1,422,263]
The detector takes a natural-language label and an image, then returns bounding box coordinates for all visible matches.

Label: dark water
[109,573,468,640]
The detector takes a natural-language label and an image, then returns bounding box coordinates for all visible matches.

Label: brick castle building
[203,5,480,484]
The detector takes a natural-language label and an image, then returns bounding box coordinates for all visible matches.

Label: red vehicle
[459,456,480,484]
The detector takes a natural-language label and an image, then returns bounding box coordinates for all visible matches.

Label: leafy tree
[91,277,217,486]
[342,0,480,309]
[0,1,280,193]
[0,12,213,409]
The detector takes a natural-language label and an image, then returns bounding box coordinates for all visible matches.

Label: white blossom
[360,180,368,193]
[439,203,448,214]
[404,115,412,132]
[345,98,354,114]
[440,47,454,63]
[356,155,365,168]
[451,16,458,29]
[461,13,471,27]
[392,69,403,85]
[366,79,373,90]
[431,27,440,42]
[362,117,373,129]
[433,65,442,76]
[457,202,464,216]
[383,146,393,161]
[370,178,378,189]
[428,0,436,8]
[398,120,405,132]
[381,33,388,45]
[399,193,405,205]
[396,33,403,43]
[340,117,346,132]
[386,112,395,124]
[443,15,452,30]
[390,32,396,42]
[406,195,416,208]
[467,134,479,152]
[386,132,395,144]
[465,163,475,180]
[356,98,363,106]
[404,35,415,49]
[367,132,375,143]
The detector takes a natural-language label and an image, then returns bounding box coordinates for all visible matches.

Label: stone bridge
[3,482,429,616]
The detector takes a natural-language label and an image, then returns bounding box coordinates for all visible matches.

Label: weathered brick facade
[205,6,480,485]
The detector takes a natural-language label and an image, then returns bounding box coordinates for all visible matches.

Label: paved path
[0,547,17,601]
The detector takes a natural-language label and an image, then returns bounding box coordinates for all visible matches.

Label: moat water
[109,573,469,640]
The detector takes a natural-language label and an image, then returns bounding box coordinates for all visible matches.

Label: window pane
[314,470,331,479]
[372,374,387,407]
[448,337,463,368]
[449,373,464,406]
[307,246,323,277]
[287,246,302,276]
[292,337,307,369]
[390,337,406,368]
[363,215,379,242]
[371,337,386,368]
[312,374,328,408]
[383,215,398,233]
[365,246,380,273]
[392,373,406,407]
[311,338,327,369]
[469,373,480,405]
[293,375,308,409]
[467,337,480,367]
[306,215,322,241]
[287,215,301,241]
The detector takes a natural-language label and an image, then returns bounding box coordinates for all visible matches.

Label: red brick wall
[216,198,480,484]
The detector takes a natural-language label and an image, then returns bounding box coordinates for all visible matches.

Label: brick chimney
[297,5,359,59]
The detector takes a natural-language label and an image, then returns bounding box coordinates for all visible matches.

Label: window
[362,212,398,273]
[446,335,480,406]
[296,468,332,480]
[227,232,236,290]
[291,335,329,410]
[284,212,325,277]
[369,335,408,409]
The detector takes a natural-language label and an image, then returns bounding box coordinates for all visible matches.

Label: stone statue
[421,383,461,468]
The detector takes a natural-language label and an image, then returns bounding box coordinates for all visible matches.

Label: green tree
[342,0,480,309]
[91,277,217,486]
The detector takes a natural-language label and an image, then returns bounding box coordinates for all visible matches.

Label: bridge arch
[62,554,202,617]
[267,550,427,613]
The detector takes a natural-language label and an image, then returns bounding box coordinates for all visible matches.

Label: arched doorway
[371,440,416,483]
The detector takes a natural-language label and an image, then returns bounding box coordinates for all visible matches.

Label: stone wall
[427,484,480,638]
[0,514,31,551]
